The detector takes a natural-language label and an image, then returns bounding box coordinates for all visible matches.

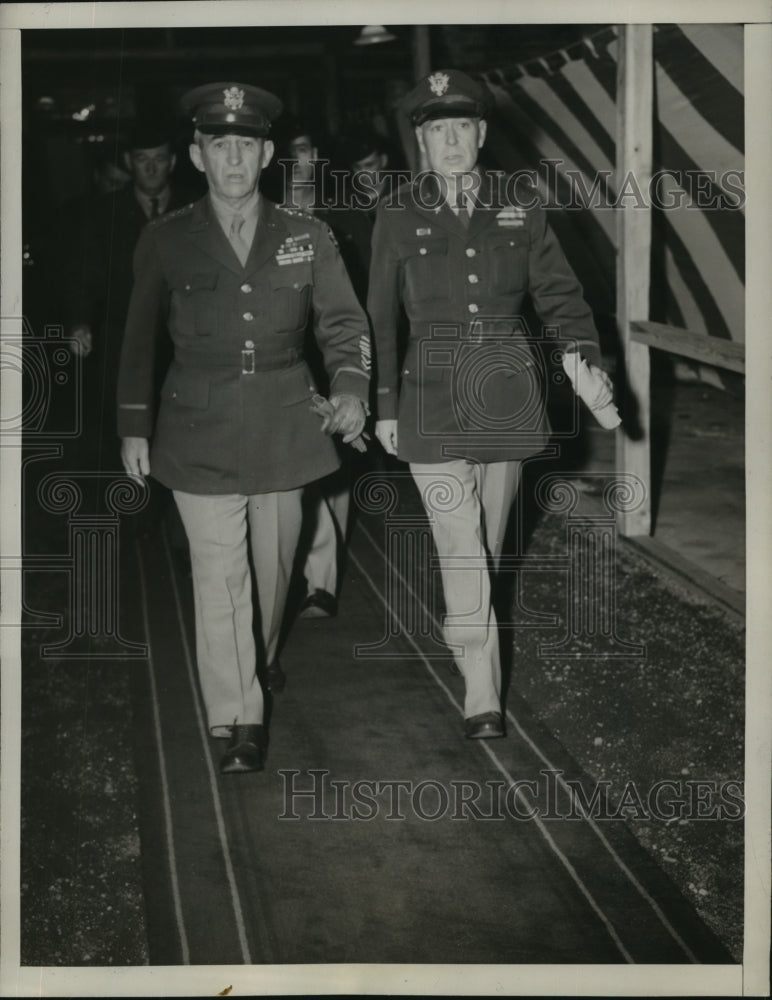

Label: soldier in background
[274,121,373,620]
[338,130,395,220]
[64,120,198,456]
[61,119,199,557]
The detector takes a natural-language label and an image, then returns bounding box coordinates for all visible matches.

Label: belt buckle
[241,348,255,375]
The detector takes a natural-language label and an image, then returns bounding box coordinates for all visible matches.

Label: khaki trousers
[303,465,350,597]
[173,489,303,736]
[409,459,521,719]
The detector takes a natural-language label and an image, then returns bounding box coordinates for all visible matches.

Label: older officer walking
[369,70,613,740]
[118,82,370,773]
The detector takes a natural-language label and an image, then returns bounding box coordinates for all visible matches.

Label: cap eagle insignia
[428,72,450,96]
[223,87,245,110]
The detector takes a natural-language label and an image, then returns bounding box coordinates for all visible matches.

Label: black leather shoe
[464,711,505,740]
[266,661,286,693]
[298,588,337,619]
[220,724,265,774]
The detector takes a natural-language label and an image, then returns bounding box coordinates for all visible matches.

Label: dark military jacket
[117,195,370,494]
[316,206,373,308]
[367,172,601,464]
[63,184,198,442]
[63,184,196,339]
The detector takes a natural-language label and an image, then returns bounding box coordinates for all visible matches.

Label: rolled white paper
[561,352,621,429]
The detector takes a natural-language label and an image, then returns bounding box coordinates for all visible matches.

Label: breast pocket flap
[486,231,530,251]
[398,236,449,260]
[270,264,313,291]
[179,272,218,295]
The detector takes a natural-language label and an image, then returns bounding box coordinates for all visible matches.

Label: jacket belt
[175,346,303,373]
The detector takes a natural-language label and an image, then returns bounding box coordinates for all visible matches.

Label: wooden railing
[630,321,745,375]
[617,318,745,538]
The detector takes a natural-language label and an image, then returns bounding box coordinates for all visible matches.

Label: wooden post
[324,51,340,135]
[394,26,433,174]
[615,24,653,536]
[412,25,431,80]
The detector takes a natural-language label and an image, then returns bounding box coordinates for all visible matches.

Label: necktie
[455,191,470,229]
[228,214,250,266]
[149,197,159,219]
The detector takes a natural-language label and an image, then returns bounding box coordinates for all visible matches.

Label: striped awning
[479,24,745,345]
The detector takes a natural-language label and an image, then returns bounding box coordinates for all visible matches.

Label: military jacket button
[419,247,428,255]
[245,339,255,349]
[468,274,479,283]
[465,247,476,257]
[468,303,479,314]
[241,283,253,293]
[243,311,255,321]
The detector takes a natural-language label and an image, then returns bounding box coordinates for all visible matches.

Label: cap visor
[414,100,485,124]
[197,122,269,138]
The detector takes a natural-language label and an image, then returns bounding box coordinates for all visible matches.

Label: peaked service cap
[404,69,490,126]
[181,82,283,138]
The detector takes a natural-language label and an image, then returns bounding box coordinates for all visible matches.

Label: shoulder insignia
[277,205,317,224]
[150,202,196,227]
[325,224,339,250]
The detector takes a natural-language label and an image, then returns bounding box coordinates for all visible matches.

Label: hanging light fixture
[354,25,396,46]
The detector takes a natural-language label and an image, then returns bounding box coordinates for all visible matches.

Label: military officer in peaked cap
[368,69,613,740]
[118,82,370,774]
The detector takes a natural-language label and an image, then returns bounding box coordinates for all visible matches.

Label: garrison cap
[273,116,318,150]
[337,131,387,165]
[404,69,490,126]
[127,117,175,152]
[181,82,283,138]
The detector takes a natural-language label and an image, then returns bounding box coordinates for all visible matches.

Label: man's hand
[69,324,93,358]
[375,419,398,456]
[121,437,150,478]
[325,393,367,443]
